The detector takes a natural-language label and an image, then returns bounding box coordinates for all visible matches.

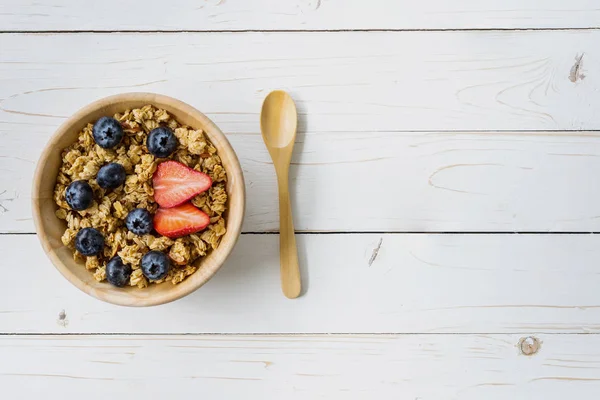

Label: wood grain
[1,32,596,134]
[2,234,600,334]
[9,132,600,232]
[1,0,599,30]
[6,129,600,232]
[1,334,599,399]
[0,32,599,232]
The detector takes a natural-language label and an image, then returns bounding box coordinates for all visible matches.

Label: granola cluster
[54,105,228,288]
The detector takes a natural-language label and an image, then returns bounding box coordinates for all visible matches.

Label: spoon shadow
[288,91,310,297]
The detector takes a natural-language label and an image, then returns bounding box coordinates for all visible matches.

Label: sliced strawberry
[154,202,210,239]
[153,160,212,208]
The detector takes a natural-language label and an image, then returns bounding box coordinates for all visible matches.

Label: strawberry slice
[154,202,210,239]
[153,160,212,208]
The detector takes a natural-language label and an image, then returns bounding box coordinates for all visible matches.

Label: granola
[54,105,228,288]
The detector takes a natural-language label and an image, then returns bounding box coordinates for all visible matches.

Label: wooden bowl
[32,93,245,307]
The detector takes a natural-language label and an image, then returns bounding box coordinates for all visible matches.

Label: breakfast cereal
[53,105,228,288]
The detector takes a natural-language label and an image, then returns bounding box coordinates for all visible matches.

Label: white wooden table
[1,1,600,398]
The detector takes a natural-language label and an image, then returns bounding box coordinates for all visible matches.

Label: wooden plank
[1,32,599,232]
[6,129,600,233]
[1,334,599,398]
[2,234,600,334]
[2,0,600,30]
[1,32,597,134]
[7,129,600,233]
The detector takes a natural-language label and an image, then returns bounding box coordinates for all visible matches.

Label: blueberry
[97,162,126,189]
[75,227,105,256]
[125,208,153,235]
[65,180,94,211]
[141,251,170,280]
[147,127,178,158]
[93,116,124,149]
[106,256,132,287]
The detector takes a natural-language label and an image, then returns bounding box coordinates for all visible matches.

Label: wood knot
[519,336,541,356]
[368,238,383,267]
[57,309,68,327]
[569,54,585,83]
[299,0,321,13]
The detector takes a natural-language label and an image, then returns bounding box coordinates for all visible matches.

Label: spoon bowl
[261,91,298,149]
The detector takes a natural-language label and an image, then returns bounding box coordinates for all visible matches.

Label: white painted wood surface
[1,32,599,232]
[1,32,595,133]
[6,129,600,233]
[2,234,600,334]
[1,334,598,399]
[3,1,600,397]
[2,0,600,30]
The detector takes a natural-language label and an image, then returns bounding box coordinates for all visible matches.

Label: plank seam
[0,332,598,336]
[1,28,600,34]
[3,232,600,236]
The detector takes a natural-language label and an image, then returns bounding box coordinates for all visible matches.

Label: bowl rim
[31,92,246,307]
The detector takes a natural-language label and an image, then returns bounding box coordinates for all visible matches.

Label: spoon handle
[277,170,302,299]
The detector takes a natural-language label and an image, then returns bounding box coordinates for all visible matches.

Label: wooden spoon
[260,90,302,299]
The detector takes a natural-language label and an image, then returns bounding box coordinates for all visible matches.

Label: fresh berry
[65,180,94,211]
[96,162,126,189]
[153,160,212,208]
[75,227,105,256]
[154,202,210,238]
[147,127,178,158]
[141,251,171,280]
[125,208,153,235]
[106,256,132,287]
[93,116,124,149]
